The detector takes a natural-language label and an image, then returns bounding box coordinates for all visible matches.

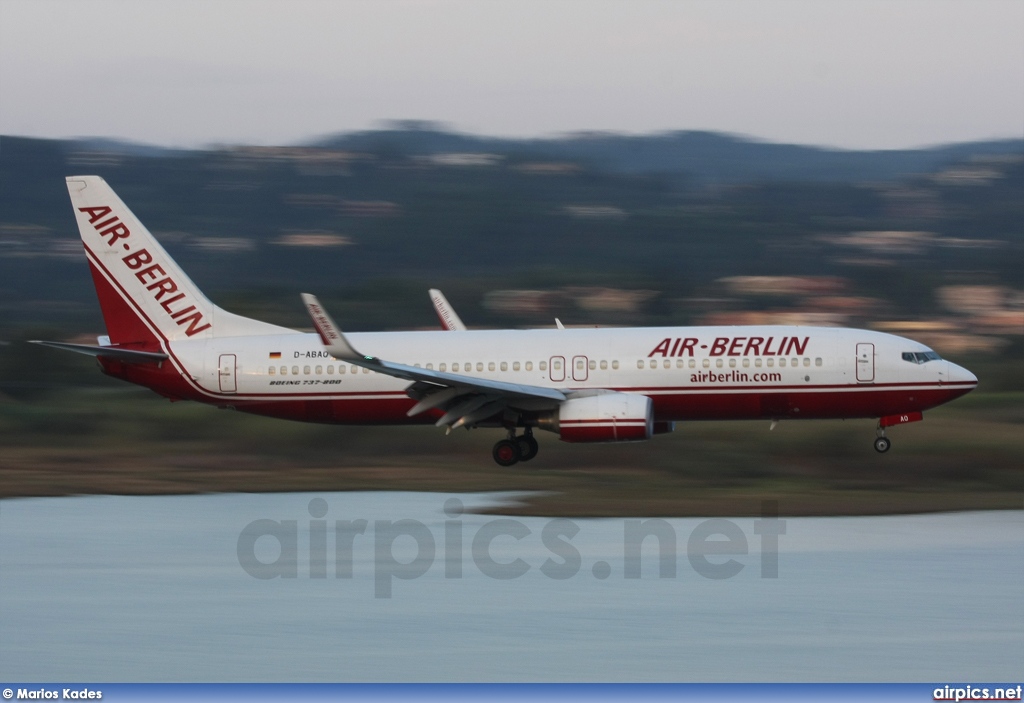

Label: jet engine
[539,392,654,442]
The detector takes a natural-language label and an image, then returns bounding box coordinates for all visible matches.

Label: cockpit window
[902,351,942,364]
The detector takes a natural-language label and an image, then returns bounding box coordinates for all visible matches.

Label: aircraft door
[856,343,874,383]
[219,353,237,393]
[549,356,565,382]
[572,355,589,382]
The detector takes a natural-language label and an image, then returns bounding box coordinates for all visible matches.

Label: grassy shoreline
[2,387,1021,516]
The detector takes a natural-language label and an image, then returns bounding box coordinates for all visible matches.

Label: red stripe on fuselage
[205,385,968,426]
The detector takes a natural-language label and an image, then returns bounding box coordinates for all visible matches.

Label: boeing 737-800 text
[33,176,978,466]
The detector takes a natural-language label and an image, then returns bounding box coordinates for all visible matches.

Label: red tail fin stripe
[85,244,167,348]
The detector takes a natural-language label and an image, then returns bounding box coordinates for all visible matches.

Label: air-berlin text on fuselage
[78,206,212,337]
[648,336,810,358]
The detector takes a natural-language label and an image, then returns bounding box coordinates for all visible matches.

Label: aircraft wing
[301,294,564,430]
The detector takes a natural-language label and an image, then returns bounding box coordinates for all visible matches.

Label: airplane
[32,176,978,466]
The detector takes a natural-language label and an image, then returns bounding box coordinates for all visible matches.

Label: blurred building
[274,232,352,248]
[718,276,846,297]
[564,287,657,314]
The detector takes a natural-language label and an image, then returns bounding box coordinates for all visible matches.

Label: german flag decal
[269,352,281,359]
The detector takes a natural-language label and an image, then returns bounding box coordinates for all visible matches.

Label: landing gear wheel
[516,434,539,462]
[874,436,891,453]
[493,439,522,466]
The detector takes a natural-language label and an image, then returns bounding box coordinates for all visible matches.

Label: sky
[1,0,1022,150]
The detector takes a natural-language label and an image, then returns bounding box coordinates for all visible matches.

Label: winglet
[300,293,371,362]
[429,289,467,331]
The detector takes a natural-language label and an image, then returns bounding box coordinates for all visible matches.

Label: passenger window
[589,360,596,370]
[439,363,446,372]
[526,361,534,371]
[715,359,723,368]
[779,358,786,367]
[791,358,798,367]
[612,360,619,370]
[728,358,736,368]
[600,360,607,370]
[755,358,762,367]
[742,358,750,368]
[553,359,562,370]
[803,358,810,367]
[501,362,508,371]
[339,365,346,374]
[315,365,322,375]
[351,365,358,374]
[702,358,710,368]
[513,362,520,371]
[637,360,644,369]
[488,362,495,371]
[661,360,669,369]
[362,367,369,374]
[688,358,696,369]
[767,358,774,367]
[477,362,484,372]
[451,363,459,372]
[269,366,276,375]
[539,361,547,371]
[815,358,823,367]
[280,366,287,375]
[293,366,300,375]
[327,365,333,374]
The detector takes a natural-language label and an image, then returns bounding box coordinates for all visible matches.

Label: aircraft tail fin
[67,176,294,346]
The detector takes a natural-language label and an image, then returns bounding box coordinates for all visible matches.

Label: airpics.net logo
[236,498,787,598]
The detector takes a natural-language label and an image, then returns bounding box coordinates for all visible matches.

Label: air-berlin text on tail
[78,206,211,337]
[648,336,810,358]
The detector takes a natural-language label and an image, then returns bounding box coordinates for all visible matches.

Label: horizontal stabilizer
[30,340,168,363]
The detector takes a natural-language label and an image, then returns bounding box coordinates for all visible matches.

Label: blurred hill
[1,127,1021,360]
[314,123,1024,183]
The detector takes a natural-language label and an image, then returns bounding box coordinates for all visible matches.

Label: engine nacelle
[546,392,654,443]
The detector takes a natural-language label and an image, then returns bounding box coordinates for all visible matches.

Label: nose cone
[947,361,978,388]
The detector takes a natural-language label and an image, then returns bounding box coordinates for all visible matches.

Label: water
[1,492,1021,681]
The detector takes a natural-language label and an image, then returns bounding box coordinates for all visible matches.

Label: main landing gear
[874,425,891,453]
[492,428,539,466]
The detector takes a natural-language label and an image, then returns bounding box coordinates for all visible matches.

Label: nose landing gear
[492,428,540,466]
